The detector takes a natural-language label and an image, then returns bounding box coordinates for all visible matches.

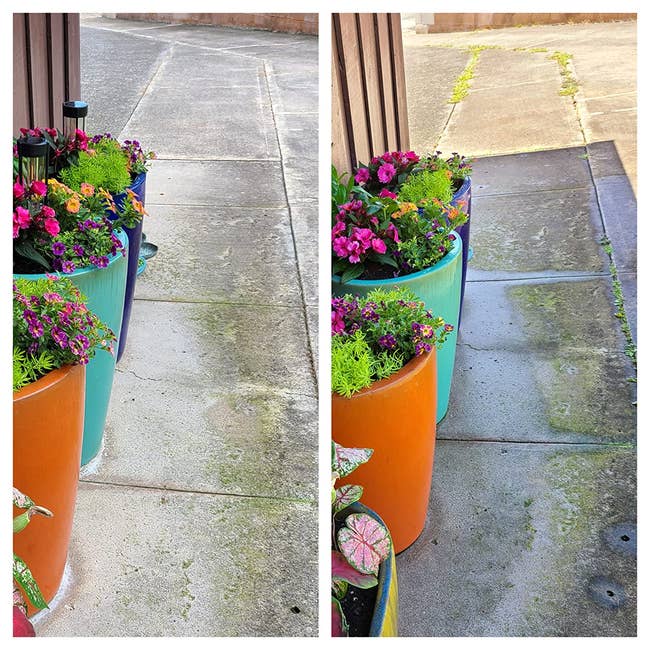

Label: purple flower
[95,256,109,269]
[332,310,346,335]
[73,244,85,257]
[360,305,379,322]
[51,326,69,349]
[52,242,66,256]
[378,333,397,350]
[415,341,432,356]
[354,167,370,184]
[22,309,38,326]
[28,320,44,338]
[61,260,76,274]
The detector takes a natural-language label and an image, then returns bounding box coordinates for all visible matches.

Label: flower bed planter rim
[453,175,471,199]
[332,234,461,286]
[13,364,76,401]
[332,347,432,400]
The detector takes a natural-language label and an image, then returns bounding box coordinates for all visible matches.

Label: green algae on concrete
[508,281,636,440]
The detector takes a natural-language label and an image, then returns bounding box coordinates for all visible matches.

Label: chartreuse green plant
[13,488,52,612]
[397,168,453,204]
[331,442,391,637]
[59,137,131,195]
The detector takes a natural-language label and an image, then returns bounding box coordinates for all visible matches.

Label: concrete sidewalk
[398,20,637,635]
[33,15,318,636]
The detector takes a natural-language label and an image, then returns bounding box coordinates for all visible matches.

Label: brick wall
[113,13,318,35]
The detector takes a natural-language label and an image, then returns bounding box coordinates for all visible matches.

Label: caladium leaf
[337,513,391,576]
[333,484,363,513]
[332,550,378,590]
[331,441,373,478]
[12,488,34,510]
[13,554,48,610]
[331,597,349,637]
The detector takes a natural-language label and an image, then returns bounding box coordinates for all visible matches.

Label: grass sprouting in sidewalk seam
[448,45,499,104]
[600,236,636,369]
[549,51,579,97]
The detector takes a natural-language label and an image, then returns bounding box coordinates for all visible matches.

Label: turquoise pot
[332,236,462,422]
[15,230,129,465]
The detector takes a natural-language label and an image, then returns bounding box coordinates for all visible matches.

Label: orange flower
[392,202,417,220]
[65,197,81,213]
[132,198,145,215]
[80,183,95,197]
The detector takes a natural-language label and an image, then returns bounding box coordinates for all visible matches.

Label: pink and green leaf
[331,597,349,637]
[333,484,363,513]
[337,513,391,576]
[13,554,48,610]
[331,441,373,478]
[12,488,34,510]
[332,550,378,589]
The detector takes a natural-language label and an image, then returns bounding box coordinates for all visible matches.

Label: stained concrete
[399,18,636,636]
[33,15,318,637]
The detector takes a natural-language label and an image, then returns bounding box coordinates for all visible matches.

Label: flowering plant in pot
[13,487,53,636]
[332,288,450,552]
[13,277,114,609]
[352,150,420,195]
[331,442,396,637]
[416,151,472,193]
[13,177,127,275]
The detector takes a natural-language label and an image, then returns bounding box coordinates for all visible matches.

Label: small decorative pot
[15,229,129,465]
[338,502,399,637]
[333,349,437,553]
[107,171,147,362]
[451,176,472,329]
[332,235,462,423]
[13,364,85,613]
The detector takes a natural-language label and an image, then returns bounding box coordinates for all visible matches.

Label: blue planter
[15,230,129,465]
[107,172,147,362]
[451,176,472,330]
[332,236,462,422]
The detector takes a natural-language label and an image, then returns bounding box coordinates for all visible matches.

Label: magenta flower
[354,167,370,184]
[331,221,346,239]
[377,163,396,184]
[30,180,47,197]
[385,223,399,243]
[40,205,56,219]
[351,227,374,252]
[13,181,25,200]
[332,236,350,259]
[378,188,397,199]
[332,310,346,335]
[371,238,387,254]
[44,217,60,237]
[346,240,362,264]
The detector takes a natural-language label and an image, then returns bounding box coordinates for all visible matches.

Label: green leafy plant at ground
[331,442,391,637]
[59,137,131,195]
[448,45,498,104]
[549,51,579,97]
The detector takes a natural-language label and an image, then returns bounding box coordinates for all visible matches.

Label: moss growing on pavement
[549,51,579,97]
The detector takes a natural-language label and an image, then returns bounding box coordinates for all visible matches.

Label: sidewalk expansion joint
[436,437,636,448]
[132,296,309,309]
[466,272,609,283]
[260,60,319,394]
[78,478,317,506]
[473,181,592,199]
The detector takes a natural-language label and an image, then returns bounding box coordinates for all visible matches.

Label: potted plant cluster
[332,442,398,637]
[331,287,452,553]
[13,276,115,612]
[14,101,154,464]
[331,155,467,423]
[13,488,54,634]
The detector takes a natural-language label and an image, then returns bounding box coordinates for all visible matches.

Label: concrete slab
[396,441,636,636]
[80,26,169,135]
[274,112,319,164]
[593,174,637,273]
[290,203,319,306]
[145,160,285,205]
[585,140,627,179]
[306,306,318,376]
[618,273,637,344]
[134,205,303,306]
[469,188,607,274]
[472,148,591,196]
[33,483,318,636]
[404,46,469,151]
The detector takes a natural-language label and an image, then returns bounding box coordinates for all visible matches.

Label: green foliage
[549,51,579,97]
[398,169,453,204]
[13,347,55,393]
[332,166,355,216]
[332,331,375,398]
[60,138,131,194]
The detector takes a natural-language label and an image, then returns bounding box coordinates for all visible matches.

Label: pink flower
[377,163,396,184]
[331,221,346,239]
[30,180,47,197]
[378,188,397,199]
[14,206,31,229]
[13,181,25,200]
[351,227,374,252]
[332,310,346,334]
[40,205,55,219]
[332,236,350,259]
[386,223,399,243]
[382,152,393,163]
[354,167,370,184]
[371,238,387,254]
[405,151,419,162]
[346,240,362,264]
[44,216,60,236]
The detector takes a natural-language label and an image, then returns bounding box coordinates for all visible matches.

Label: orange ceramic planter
[13,364,85,614]
[332,350,437,554]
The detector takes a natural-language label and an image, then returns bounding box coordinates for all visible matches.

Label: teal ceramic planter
[15,230,129,465]
[332,236,462,422]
